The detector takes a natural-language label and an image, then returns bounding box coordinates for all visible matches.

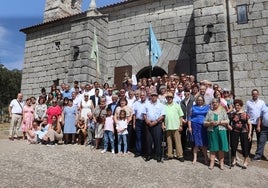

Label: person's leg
[127,124,134,152]
[240,132,249,167]
[152,123,162,160]
[201,146,208,164]
[71,134,76,144]
[254,128,268,160]
[230,131,239,165]
[87,128,92,144]
[117,135,122,154]
[102,131,108,152]
[108,131,115,153]
[9,114,16,139]
[192,146,198,164]
[181,124,187,151]
[248,124,257,155]
[123,134,128,154]
[173,129,183,159]
[135,120,142,156]
[218,151,225,170]
[209,152,216,169]
[166,130,173,158]
[146,126,153,158]
[14,115,22,139]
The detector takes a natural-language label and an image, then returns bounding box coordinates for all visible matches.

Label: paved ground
[0,138,268,188]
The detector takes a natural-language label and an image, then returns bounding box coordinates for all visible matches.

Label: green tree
[0,64,22,109]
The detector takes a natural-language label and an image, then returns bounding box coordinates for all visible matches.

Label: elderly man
[246,89,265,156]
[163,92,185,162]
[143,92,165,162]
[132,91,147,157]
[8,93,25,140]
[253,104,268,161]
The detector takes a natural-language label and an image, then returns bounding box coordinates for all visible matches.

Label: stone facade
[20,0,268,102]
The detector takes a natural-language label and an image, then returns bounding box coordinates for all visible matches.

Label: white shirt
[10,99,25,114]
[246,99,265,124]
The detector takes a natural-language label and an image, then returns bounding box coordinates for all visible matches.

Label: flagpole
[149,47,152,78]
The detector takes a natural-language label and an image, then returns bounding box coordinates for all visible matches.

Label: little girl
[86,112,95,147]
[101,108,115,154]
[116,109,128,155]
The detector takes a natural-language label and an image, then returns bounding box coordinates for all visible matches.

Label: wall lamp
[206,24,214,37]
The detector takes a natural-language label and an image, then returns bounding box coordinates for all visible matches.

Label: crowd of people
[8,73,268,170]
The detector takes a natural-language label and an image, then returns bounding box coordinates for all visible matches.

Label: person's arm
[187,120,192,134]
[61,111,65,125]
[248,119,252,140]
[42,105,47,119]
[56,121,62,134]
[257,116,262,133]
[132,114,136,129]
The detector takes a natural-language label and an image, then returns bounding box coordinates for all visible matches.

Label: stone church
[20,0,268,102]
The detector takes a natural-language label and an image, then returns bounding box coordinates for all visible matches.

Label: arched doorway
[136,66,167,80]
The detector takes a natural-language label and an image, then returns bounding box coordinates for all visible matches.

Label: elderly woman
[204,98,229,170]
[188,95,210,164]
[35,96,47,123]
[80,93,94,122]
[229,99,252,169]
[93,97,107,149]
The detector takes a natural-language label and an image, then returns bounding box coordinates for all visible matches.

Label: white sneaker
[112,149,115,154]
[101,150,106,154]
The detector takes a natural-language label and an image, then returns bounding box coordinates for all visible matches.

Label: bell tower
[44,0,82,23]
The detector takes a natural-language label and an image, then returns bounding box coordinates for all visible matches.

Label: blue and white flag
[149,24,162,68]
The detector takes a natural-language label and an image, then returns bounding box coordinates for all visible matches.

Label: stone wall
[101,0,196,84]
[229,0,268,102]
[21,15,108,97]
[193,0,231,88]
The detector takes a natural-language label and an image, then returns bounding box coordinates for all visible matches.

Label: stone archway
[136,66,167,80]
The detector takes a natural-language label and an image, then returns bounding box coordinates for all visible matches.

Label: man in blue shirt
[143,92,165,162]
[133,91,147,157]
[253,104,268,161]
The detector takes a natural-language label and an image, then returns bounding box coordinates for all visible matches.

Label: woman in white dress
[80,94,94,122]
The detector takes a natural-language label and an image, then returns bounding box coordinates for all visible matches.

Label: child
[101,108,115,154]
[86,112,95,148]
[76,117,87,145]
[116,109,128,155]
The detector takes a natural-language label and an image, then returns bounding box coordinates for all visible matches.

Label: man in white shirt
[246,89,265,156]
[8,93,25,140]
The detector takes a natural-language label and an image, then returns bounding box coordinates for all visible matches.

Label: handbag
[186,128,194,143]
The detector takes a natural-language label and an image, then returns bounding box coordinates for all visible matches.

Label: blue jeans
[103,130,115,151]
[118,134,127,153]
[255,127,268,159]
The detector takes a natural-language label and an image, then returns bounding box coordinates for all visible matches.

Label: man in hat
[143,92,165,162]
[163,92,185,162]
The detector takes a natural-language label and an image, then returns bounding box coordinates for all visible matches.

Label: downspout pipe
[225,0,235,97]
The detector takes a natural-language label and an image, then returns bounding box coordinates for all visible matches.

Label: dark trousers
[255,127,268,159]
[127,123,135,152]
[181,123,187,151]
[146,122,162,158]
[248,124,260,154]
[230,131,249,158]
[135,119,146,155]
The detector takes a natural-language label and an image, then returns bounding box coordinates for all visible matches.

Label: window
[237,4,248,24]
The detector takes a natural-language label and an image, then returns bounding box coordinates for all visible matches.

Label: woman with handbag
[188,95,210,165]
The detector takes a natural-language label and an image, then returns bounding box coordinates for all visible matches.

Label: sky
[0,0,123,70]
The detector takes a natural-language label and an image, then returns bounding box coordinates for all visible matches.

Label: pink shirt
[46,105,62,124]
[104,116,114,132]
